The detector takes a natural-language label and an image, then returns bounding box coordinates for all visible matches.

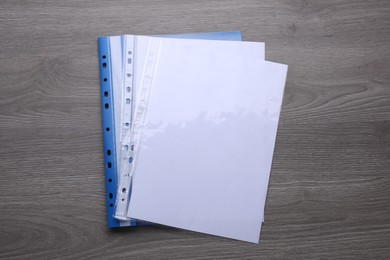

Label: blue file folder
[98,32,242,228]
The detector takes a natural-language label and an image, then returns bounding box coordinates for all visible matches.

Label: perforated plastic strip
[119,35,135,144]
[98,36,121,227]
[114,38,161,220]
[115,36,135,221]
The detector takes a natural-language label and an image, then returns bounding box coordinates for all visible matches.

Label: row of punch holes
[118,49,134,204]
[102,54,114,208]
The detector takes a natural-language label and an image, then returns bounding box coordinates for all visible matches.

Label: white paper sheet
[127,37,287,243]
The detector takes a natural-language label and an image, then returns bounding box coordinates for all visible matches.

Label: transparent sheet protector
[127,37,288,243]
[114,36,265,220]
[106,32,243,227]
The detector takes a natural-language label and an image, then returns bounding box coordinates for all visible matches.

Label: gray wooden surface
[1,0,389,259]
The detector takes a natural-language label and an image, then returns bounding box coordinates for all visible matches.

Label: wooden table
[1,1,389,258]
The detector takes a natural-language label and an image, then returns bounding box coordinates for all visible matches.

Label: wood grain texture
[1,0,390,259]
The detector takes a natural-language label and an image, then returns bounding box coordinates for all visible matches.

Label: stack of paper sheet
[98,32,287,243]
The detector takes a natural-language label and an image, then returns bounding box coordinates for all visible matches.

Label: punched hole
[105,103,109,109]
[104,91,108,97]
[126,98,130,104]
[122,188,127,193]
[128,51,132,55]
[102,62,107,68]
[127,73,131,77]
[109,203,113,207]
[107,150,111,156]
[131,145,134,151]
[127,87,131,92]
[106,127,110,132]
[102,55,106,59]
[108,162,112,168]
[129,157,133,163]
[122,198,125,201]
[124,145,128,151]
[128,58,132,64]
[108,178,112,182]
[125,122,129,127]
[109,193,113,199]
[104,78,107,82]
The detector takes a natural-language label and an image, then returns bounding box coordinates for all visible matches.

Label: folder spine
[98,37,121,228]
